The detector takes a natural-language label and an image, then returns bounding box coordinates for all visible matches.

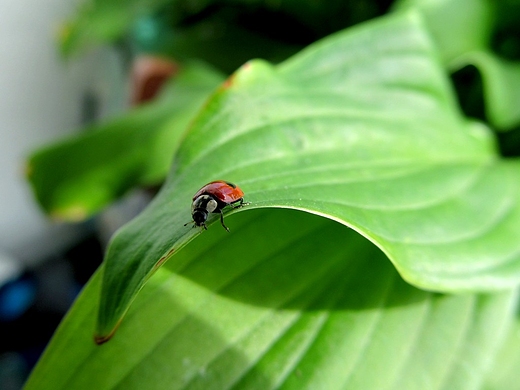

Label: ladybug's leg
[231,198,249,209]
[218,210,230,232]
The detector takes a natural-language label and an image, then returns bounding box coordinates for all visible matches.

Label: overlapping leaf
[452,50,520,130]
[393,0,493,65]
[24,210,517,389]
[94,11,520,339]
[395,0,520,130]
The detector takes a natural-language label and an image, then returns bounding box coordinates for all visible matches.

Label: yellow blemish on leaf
[51,206,89,222]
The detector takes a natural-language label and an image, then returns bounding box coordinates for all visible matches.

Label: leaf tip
[57,22,72,44]
[93,333,112,345]
[94,317,123,345]
[24,161,34,179]
[221,60,271,90]
[221,75,236,90]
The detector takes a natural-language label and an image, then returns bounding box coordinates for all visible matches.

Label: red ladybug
[186,180,246,231]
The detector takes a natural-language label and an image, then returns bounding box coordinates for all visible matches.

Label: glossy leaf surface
[94,12,520,339]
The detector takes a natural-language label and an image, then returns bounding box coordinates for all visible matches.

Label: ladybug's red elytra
[186,180,247,232]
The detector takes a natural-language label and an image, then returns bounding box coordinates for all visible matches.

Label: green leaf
[393,0,493,65]
[95,11,520,339]
[24,210,517,390]
[484,301,520,390]
[26,63,224,220]
[395,0,520,130]
[452,51,520,130]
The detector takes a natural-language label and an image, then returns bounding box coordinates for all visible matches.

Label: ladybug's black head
[192,209,208,227]
[191,195,218,229]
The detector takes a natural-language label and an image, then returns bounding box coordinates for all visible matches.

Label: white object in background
[0,0,127,271]
[0,250,20,286]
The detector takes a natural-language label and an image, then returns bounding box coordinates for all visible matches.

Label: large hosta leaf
[24,210,517,390]
[26,63,224,220]
[94,11,520,339]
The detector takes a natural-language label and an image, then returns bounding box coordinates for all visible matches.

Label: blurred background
[0,0,128,387]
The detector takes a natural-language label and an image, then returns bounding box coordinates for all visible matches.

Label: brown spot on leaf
[153,247,176,270]
[222,77,234,89]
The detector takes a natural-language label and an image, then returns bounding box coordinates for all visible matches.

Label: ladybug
[186,180,247,232]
